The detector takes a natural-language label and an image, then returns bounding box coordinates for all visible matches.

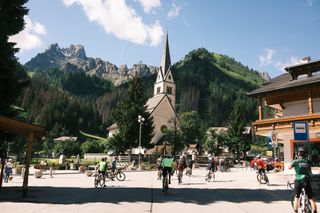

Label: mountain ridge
[25,43,159,85]
[25,43,270,85]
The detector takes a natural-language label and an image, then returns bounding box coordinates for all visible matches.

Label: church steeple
[153,32,176,108]
[160,32,171,77]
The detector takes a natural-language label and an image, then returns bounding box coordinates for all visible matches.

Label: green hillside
[18,48,265,138]
[174,48,264,126]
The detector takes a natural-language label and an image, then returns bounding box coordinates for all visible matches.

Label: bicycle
[177,169,183,184]
[162,170,169,195]
[288,181,312,213]
[94,171,106,188]
[185,167,192,177]
[220,163,231,172]
[256,170,269,184]
[110,168,126,181]
[292,188,312,213]
[205,170,215,182]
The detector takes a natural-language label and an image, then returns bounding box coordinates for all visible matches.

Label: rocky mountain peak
[260,71,271,81]
[25,43,158,85]
[62,44,86,60]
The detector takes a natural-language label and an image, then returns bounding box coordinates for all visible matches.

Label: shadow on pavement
[0,186,294,205]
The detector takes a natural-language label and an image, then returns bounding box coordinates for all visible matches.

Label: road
[0,168,319,213]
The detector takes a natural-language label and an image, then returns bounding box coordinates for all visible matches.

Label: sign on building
[293,121,309,141]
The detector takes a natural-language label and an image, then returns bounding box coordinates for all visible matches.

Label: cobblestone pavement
[0,168,319,213]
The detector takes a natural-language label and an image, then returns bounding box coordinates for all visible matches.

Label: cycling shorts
[162,167,172,177]
[98,170,106,174]
[258,168,265,174]
[294,178,314,199]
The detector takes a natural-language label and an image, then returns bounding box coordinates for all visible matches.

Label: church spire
[160,32,171,76]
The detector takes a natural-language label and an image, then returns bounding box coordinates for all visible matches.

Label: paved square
[0,168,319,213]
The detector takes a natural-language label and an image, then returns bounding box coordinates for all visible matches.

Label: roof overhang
[0,115,45,138]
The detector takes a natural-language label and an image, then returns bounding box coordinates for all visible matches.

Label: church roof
[160,32,171,77]
[146,94,166,113]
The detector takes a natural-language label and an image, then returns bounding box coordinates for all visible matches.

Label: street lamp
[138,115,145,166]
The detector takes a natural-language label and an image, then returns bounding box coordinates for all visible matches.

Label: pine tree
[0,0,29,115]
[226,98,250,163]
[111,76,154,154]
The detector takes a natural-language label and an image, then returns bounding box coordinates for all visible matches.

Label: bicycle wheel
[163,176,168,195]
[94,174,100,188]
[290,193,295,209]
[301,189,312,213]
[178,171,182,184]
[206,172,211,182]
[257,173,268,184]
[99,174,105,186]
[116,172,126,181]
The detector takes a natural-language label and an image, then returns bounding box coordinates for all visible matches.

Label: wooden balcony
[253,113,320,133]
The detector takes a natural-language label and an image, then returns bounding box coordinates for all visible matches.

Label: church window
[167,86,172,94]
[157,87,161,94]
[161,125,168,133]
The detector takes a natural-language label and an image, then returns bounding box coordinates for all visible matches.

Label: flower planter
[34,170,43,178]
[85,170,93,177]
[79,165,86,172]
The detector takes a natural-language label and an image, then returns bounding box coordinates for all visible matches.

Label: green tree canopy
[111,76,154,154]
[0,0,29,115]
[225,98,251,162]
[180,111,204,145]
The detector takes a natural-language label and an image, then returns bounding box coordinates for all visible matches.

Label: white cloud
[167,2,181,18]
[259,48,275,66]
[275,57,305,72]
[138,0,161,13]
[63,0,163,47]
[8,16,46,52]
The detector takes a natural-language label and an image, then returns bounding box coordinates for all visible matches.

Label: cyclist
[207,155,217,178]
[97,157,108,187]
[161,154,174,185]
[219,158,225,171]
[178,155,187,173]
[256,155,267,176]
[110,156,118,180]
[289,147,318,213]
[185,156,193,176]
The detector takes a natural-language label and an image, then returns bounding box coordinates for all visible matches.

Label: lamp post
[138,115,145,167]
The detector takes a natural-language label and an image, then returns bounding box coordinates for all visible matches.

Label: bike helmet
[297,147,305,153]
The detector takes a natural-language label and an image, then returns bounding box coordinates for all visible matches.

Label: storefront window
[293,142,320,166]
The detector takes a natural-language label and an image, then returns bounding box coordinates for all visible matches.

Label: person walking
[4,159,13,183]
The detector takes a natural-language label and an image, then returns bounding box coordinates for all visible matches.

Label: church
[146,33,179,147]
[107,33,179,152]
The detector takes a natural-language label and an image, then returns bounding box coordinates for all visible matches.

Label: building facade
[248,59,320,172]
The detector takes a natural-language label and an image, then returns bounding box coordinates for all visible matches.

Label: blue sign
[293,121,309,141]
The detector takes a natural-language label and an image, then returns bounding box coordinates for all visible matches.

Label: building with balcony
[248,58,320,172]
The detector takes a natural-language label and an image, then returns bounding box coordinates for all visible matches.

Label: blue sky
[10,0,320,78]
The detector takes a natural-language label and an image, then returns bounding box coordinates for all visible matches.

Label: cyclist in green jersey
[98,158,108,187]
[289,147,317,213]
[161,154,174,184]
